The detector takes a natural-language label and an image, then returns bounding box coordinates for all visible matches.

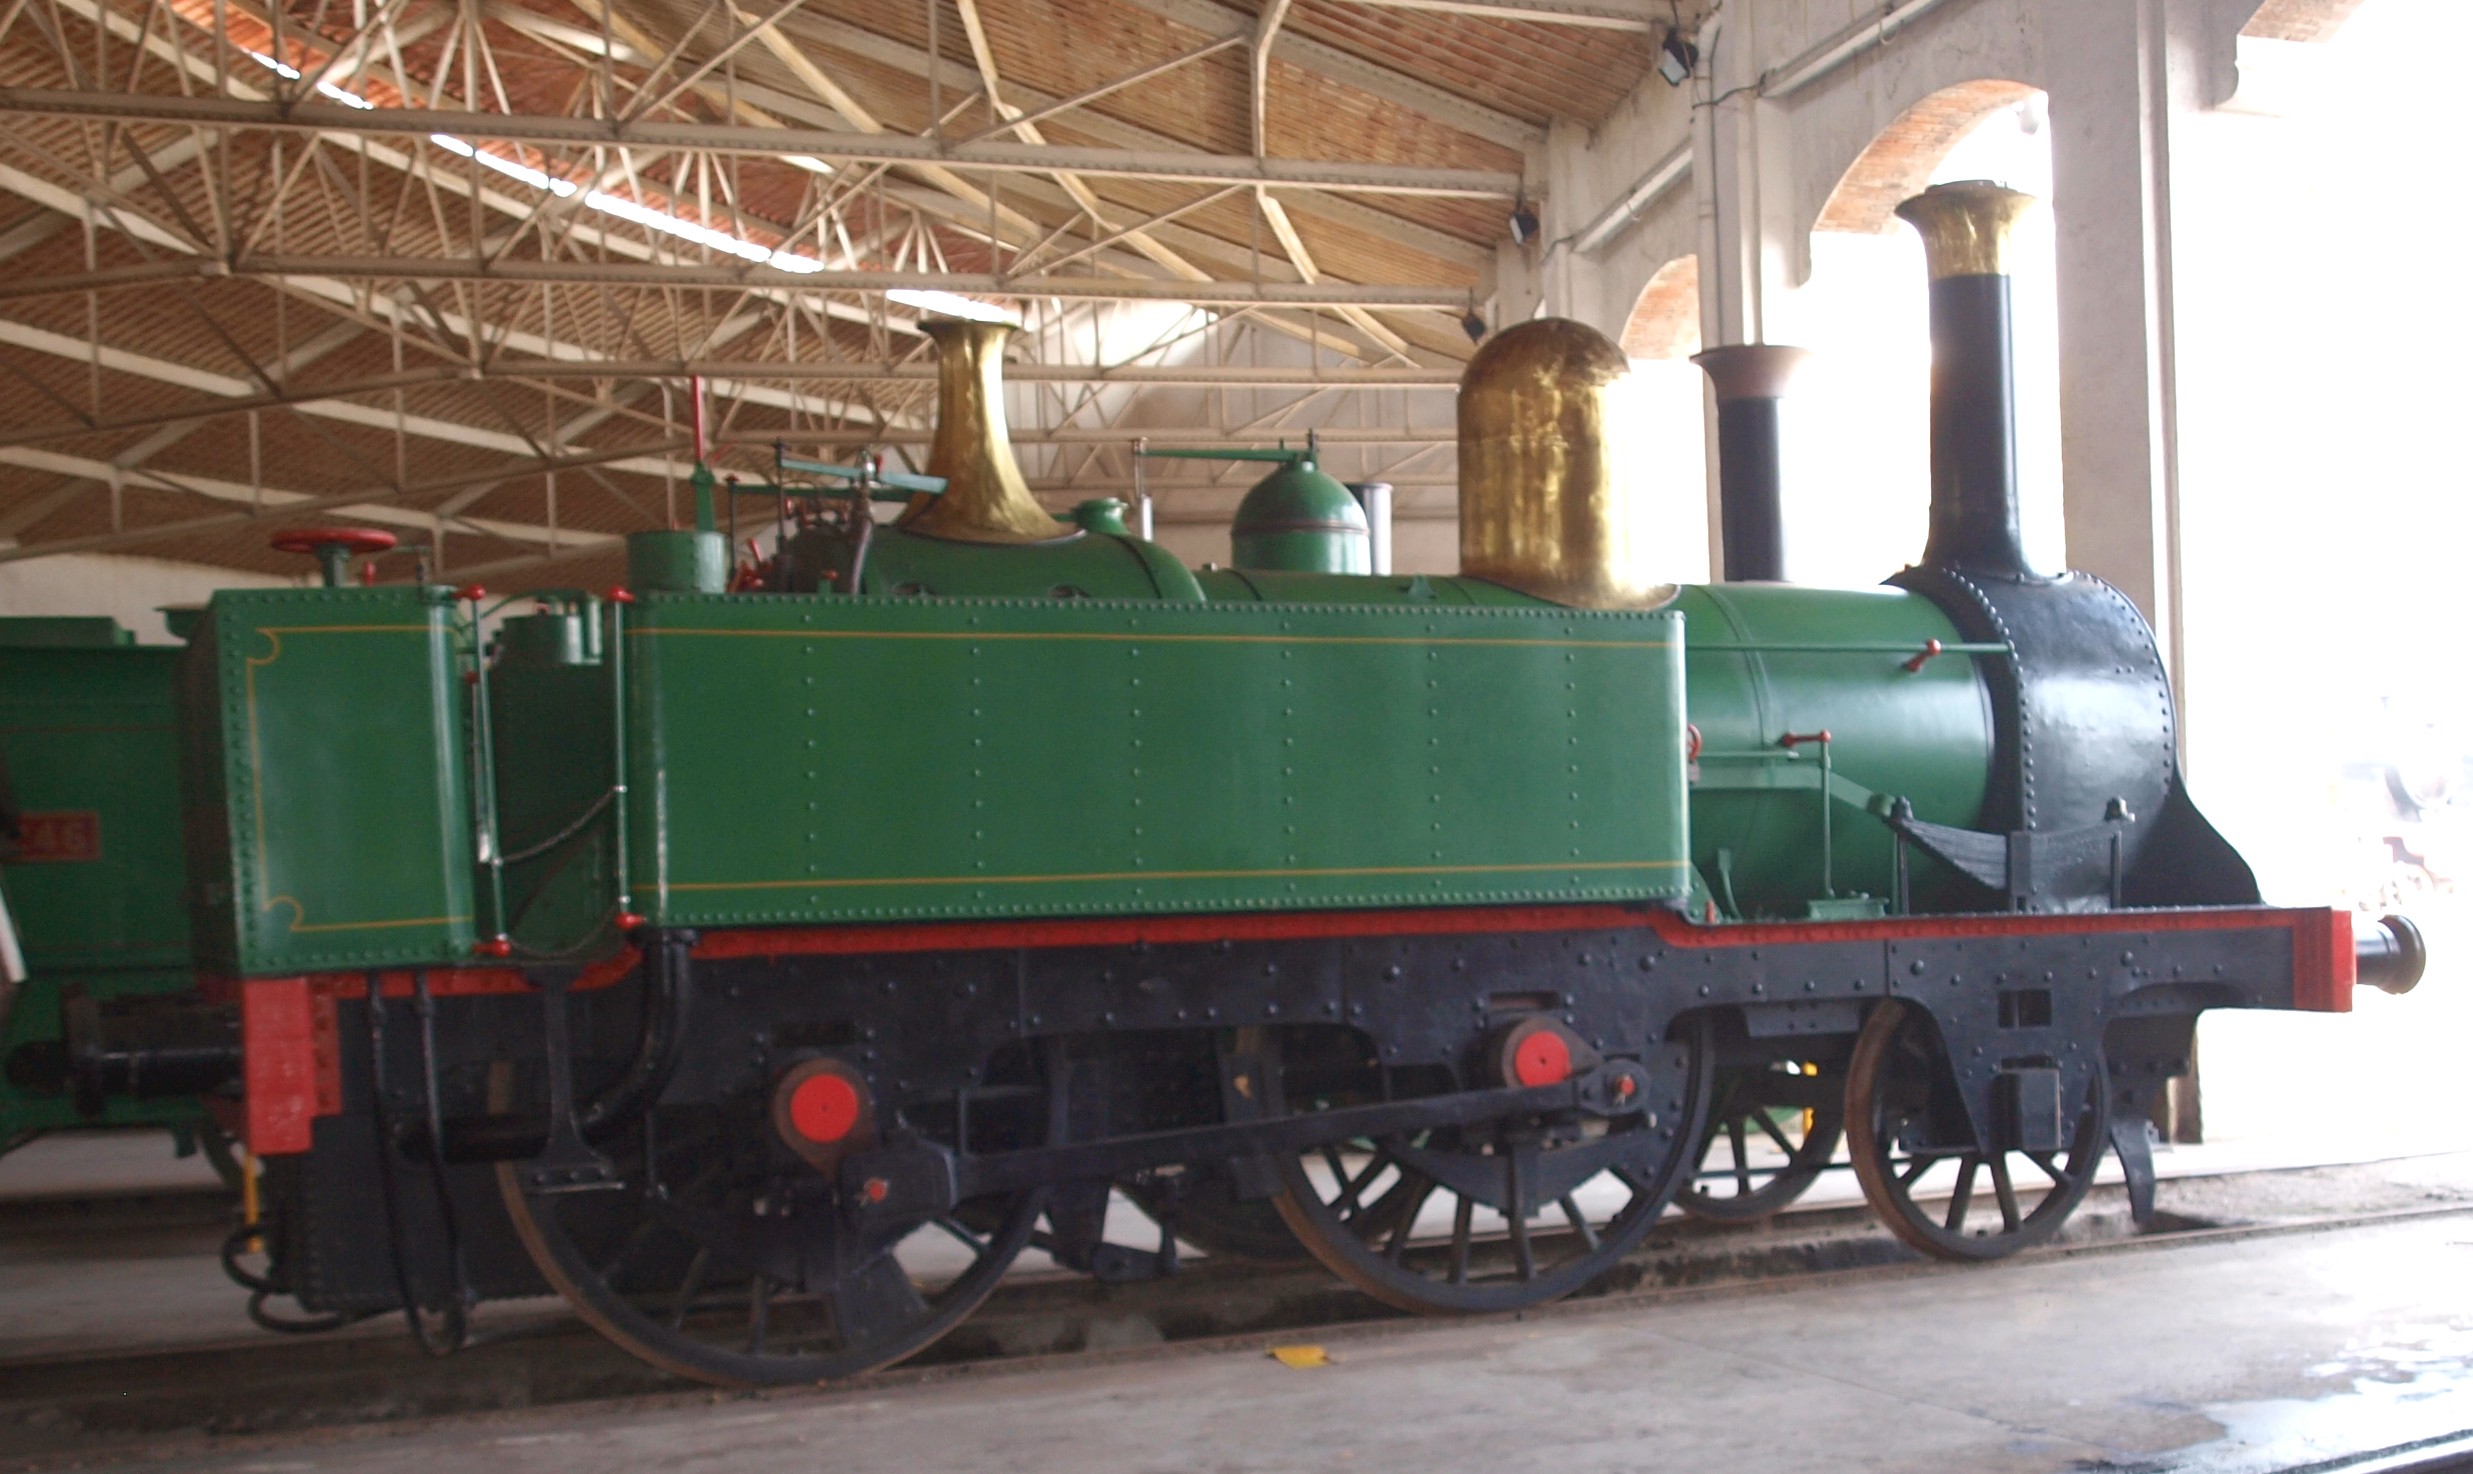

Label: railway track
[6,1155,2472,1470]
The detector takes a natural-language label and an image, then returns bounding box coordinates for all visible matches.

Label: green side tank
[1198,570,1994,919]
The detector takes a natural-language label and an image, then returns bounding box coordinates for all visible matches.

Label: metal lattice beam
[0,256,1484,308]
[0,359,1457,448]
[0,438,679,562]
[0,90,1527,197]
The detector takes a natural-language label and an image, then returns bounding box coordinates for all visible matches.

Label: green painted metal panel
[0,617,136,649]
[1674,583,1994,916]
[626,596,1688,924]
[182,588,478,974]
[0,633,207,1152]
[0,632,208,1146]
[0,642,190,972]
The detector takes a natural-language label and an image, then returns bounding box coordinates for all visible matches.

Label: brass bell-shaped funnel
[897,319,1072,545]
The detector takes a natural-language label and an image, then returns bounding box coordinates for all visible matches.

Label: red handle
[1902,638,1945,673]
[1780,730,1832,748]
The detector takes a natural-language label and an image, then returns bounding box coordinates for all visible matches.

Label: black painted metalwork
[1693,344,1809,582]
[1920,273,2034,578]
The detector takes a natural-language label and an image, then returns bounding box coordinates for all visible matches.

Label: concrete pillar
[2041,0,2235,711]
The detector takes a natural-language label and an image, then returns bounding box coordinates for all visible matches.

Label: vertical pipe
[688,375,716,534]
[463,594,506,947]
[1134,436,1153,540]
[1690,343,1809,582]
[1348,481,1393,575]
[607,595,632,924]
[1895,181,2040,577]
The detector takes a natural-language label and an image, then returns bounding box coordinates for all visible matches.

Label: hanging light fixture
[1657,28,1698,86]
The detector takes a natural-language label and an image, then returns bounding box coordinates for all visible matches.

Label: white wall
[0,554,290,643]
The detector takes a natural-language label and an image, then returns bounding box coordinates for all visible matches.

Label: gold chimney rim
[1895,180,2038,281]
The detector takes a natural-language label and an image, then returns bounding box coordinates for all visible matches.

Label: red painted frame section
[230,978,323,1156]
[232,901,2359,1155]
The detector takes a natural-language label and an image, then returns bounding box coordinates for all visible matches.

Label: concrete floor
[21,1208,2454,1474]
[11,1136,2473,1472]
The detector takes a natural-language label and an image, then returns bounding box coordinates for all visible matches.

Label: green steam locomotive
[3,182,2424,1386]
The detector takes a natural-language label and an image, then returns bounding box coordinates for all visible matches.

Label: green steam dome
[1230,459,1370,574]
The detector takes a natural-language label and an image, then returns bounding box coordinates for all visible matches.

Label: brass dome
[1458,318,1673,609]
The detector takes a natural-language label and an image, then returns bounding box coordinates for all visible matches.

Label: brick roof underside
[0,0,1721,587]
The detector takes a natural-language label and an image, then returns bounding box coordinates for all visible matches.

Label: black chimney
[1894,181,2040,578]
[1691,343,1810,582]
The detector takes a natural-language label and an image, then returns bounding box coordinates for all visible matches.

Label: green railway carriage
[150,185,2420,1387]
[0,616,228,1166]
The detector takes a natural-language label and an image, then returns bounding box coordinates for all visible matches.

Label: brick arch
[1815,79,2040,235]
[1620,255,1700,361]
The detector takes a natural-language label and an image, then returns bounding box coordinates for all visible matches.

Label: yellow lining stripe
[635,628,1674,650]
[668,859,1687,893]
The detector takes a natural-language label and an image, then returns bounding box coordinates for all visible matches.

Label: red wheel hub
[787,1072,863,1144]
[1511,1028,1573,1087]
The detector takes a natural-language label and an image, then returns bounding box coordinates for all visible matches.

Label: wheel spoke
[1848,999,2106,1264]
[1559,1194,1599,1252]
[500,1105,1042,1389]
[1319,1145,1349,1201]
[597,1214,662,1280]
[1727,1119,1752,1195]
[1989,1152,2022,1233]
[1943,1156,1979,1234]
[1351,1171,1418,1246]
[1267,1017,1714,1315]
[666,1245,711,1331]
[1448,1196,1475,1284]
[1384,1175,1433,1264]
[1333,1150,1393,1220]
[932,1216,989,1256]
[747,1274,773,1355]
[1506,1153,1535,1282]
[1753,1109,1797,1159]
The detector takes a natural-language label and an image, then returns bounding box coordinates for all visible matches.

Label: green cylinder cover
[1673,583,1990,915]
[628,530,729,594]
[1230,463,1370,574]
